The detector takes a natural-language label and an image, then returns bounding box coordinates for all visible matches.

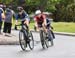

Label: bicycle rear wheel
[28,31,34,50]
[48,30,54,46]
[19,30,27,51]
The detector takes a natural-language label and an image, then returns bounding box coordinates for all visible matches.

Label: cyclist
[34,10,47,33]
[34,10,55,39]
[15,6,30,30]
[15,6,30,42]
[44,12,55,39]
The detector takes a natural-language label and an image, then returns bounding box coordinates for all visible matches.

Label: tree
[54,0,75,22]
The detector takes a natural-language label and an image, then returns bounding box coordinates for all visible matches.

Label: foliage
[0,0,75,22]
[54,0,75,22]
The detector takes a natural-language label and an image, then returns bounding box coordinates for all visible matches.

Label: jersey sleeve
[24,12,30,21]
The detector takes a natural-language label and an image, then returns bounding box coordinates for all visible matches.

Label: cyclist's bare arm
[34,18,39,31]
[34,17,37,27]
[42,15,47,33]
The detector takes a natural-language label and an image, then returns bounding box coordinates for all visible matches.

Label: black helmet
[17,6,23,12]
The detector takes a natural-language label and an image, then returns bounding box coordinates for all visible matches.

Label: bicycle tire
[48,30,54,46]
[40,30,45,49]
[19,30,27,51]
[43,31,49,48]
[28,31,34,50]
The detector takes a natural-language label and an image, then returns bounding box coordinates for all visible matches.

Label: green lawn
[29,22,75,33]
[29,22,34,29]
[52,22,75,33]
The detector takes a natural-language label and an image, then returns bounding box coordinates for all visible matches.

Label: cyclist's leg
[51,30,55,39]
[42,22,47,33]
[23,18,30,31]
[49,25,55,39]
[46,25,52,41]
[42,18,48,33]
[34,20,44,31]
[24,20,29,27]
[23,20,31,43]
[42,20,49,38]
[34,22,40,31]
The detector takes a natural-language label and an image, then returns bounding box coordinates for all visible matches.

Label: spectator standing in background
[3,6,15,36]
[0,4,5,34]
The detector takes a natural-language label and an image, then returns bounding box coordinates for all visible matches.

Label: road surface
[0,34,75,58]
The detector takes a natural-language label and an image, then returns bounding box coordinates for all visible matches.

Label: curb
[30,30,75,37]
[54,32,75,37]
[0,41,19,45]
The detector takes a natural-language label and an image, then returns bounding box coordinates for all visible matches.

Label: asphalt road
[0,34,75,58]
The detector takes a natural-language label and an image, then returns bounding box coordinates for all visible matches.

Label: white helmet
[35,10,41,15]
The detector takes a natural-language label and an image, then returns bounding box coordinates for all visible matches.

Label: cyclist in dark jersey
[16,7,30,29]
[44,12,55,39]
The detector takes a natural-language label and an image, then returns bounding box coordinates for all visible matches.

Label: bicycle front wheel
[19,31,27,51]
[28,31,34,50]
[43,31,49,48]
[40,30,45,49]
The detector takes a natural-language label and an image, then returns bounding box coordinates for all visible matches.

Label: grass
[29,22,34,29]
[52,22,75,33]
[29,22,75,33]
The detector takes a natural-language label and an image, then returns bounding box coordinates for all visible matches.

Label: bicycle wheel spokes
[19,31,27,51]
[28,32,34,50]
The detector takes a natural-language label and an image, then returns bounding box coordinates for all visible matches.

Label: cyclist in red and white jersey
[34,10,47,33]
